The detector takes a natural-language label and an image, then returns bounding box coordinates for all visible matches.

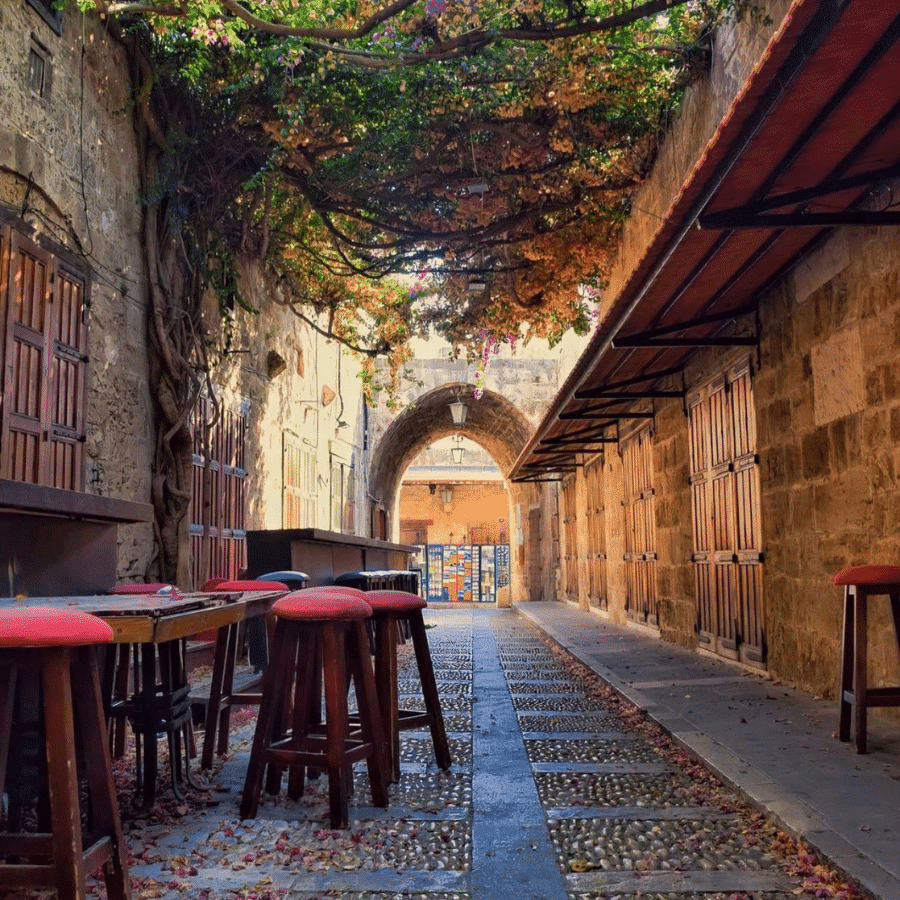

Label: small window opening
[28,47,46,97]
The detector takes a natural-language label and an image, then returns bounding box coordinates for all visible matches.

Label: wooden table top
[0,590,285,644]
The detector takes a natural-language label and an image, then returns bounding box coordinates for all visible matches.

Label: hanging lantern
[449,400,468,425]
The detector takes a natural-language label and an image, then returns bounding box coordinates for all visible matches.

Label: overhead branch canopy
[83,0,748,361]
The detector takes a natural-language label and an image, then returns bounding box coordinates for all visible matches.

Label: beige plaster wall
[399,482,510,545]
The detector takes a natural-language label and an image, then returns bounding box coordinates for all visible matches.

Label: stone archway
[368,383,542,602]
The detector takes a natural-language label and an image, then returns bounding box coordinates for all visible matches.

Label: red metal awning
[512,0,900,481]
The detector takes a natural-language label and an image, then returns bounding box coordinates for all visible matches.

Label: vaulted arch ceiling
[369,383,536,508]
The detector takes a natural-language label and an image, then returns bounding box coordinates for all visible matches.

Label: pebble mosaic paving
[5,607,863,900]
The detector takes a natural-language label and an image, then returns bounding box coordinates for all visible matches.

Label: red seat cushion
[834,565,900,586]
[0,607,114,647]
[273,590,372,620]
[365,590,427,613]
[314,585,370,602]
[201,577,228,591]
[212,580,288,592]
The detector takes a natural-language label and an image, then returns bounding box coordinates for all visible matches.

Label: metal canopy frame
[509,0,900,482]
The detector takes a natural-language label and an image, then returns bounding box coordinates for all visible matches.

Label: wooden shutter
[585,456,607,610]
[688,362,765,666]
[622,426,658,625]
[561,478,578,602]
[0,227,87,491]
[190,396,248,587]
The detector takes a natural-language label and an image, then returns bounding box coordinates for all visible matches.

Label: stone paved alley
[70,607,871,900]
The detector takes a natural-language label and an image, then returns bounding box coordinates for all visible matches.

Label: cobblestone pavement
[56,607,870,900]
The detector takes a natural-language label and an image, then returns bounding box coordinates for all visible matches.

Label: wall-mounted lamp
[440,485,453,504]
[449,400,468,425]
[428,483,437,495]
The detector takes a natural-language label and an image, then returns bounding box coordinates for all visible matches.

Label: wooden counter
[0,478,153,597]
[246,528,416,586]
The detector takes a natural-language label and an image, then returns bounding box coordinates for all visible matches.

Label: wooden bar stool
[0,607,131,900]
[239,589,389,828]
[364,589,452,783]
[834,564,900,753]
[199,579,288,769]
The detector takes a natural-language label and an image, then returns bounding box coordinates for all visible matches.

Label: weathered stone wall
[209,259,370,538]
[0,3,155,578]
[1,4,374,588]
[652,392,695,649]
[555,0,900,702]
[756,224,900,696]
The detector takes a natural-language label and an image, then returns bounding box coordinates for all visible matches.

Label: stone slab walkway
[516,600,900,900]
[32,604,883,900]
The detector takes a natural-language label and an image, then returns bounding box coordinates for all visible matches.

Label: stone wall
[553,0,900,699]
[0,3,155,578]
[756,224,900,696]
[0,3,374,586]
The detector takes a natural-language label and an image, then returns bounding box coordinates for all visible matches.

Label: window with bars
[621,426,658,626]
[283,434,316,528]
[688,361,765,667]
[585,456,607,611]
[189,396,248,588]
[0,226,88,492]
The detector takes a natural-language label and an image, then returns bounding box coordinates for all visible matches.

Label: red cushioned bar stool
[364,590,452,783]
[198,579,288,769]
[239,589,389,829]
[834,564,900,753]
[0,607,131,900]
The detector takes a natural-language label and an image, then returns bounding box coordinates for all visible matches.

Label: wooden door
[688,362,765,667]
[561,478,578,602]
[622,427,657,625]
[190,396,248,586]
[585,457,607,610]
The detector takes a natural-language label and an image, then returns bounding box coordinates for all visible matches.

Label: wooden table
[0,590,281,805]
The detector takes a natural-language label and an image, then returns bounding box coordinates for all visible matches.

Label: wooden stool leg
[838,585,854,743]
[0,663,16,794]
[240,621,294,820]
[409,611,452,770]
[72,648,131,900]
[853,587,868,753]
[42,647,87,900]
[349,620,389,807]
[202,623,236,770]
[321,623,352,828]
[286,629,318,801]
[374,615,401,783]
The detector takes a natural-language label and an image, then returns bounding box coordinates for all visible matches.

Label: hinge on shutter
[51,426,86,442]
[55,340,89,363]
